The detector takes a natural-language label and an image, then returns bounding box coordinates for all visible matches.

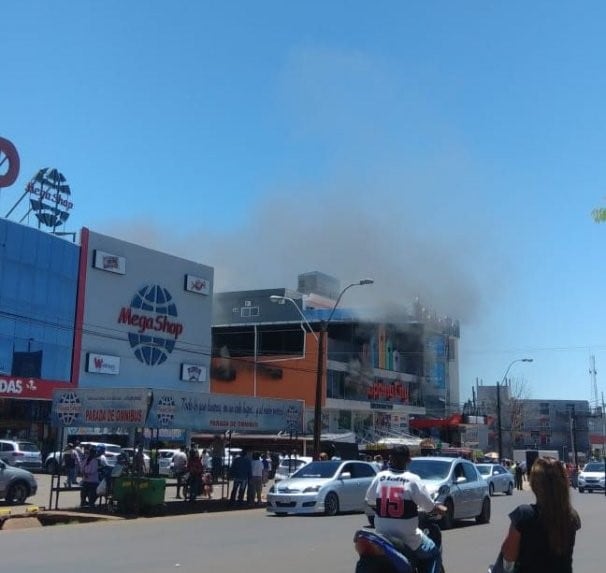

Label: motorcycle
[353,508,446,573]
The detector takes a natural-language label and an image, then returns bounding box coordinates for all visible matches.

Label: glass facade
[0,219,79,381]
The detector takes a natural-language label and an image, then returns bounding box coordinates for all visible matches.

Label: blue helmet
[96,445,106,456]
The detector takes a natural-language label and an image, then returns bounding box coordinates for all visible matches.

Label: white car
[45,442,122,474]
[274,456,313,482]
[578,461,606,493]
[0,440,43,471]
[158,449,179,476]
[266,460,377,516]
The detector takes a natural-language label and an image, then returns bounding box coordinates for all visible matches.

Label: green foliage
[592,208,606,222]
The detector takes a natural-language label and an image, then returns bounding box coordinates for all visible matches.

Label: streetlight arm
[269,295,318,341]
[326,279,373,324]
[501,358,533,384]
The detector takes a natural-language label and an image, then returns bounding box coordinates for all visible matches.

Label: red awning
[410,414,462,430]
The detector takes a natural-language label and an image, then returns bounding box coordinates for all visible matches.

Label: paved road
[1,486,603,573]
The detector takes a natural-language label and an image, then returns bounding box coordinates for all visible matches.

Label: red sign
[118,307,184,338]
[0,376,72,400]
[367,380,409,403]
[0,136,20,188]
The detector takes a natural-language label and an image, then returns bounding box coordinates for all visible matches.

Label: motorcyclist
[365,445,445,573]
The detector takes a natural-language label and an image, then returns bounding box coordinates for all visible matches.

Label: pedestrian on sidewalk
[210,434,224,484]
[172,446,188,499]
[249,451,264,505]
[514,463,524,491]
[229,449,251,503]
[186,447,204,502]
[80,447,100,508]
[63,443,77,488]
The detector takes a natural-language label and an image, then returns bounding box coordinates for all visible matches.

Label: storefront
[0,218,78,448]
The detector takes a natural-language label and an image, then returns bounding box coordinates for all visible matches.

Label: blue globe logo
[156,395,176,426]
[27,167,73,229]
[121,284,183,366]
[56,392,81,425]
[285,405,301,433]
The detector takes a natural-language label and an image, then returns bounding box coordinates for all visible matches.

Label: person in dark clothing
[186,448,204,502]
[514,463,524,490]
[229,450,251,503]
[497,457,581,573]
[210,434,224,483]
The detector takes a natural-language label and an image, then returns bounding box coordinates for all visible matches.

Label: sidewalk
[44,476,269,518]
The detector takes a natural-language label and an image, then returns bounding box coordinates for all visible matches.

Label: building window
[539,402,550,416]
[240,306,259,318]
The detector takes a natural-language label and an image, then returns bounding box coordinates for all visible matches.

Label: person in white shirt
[248,451,264,504]
[365,445,444,573]
[172,446,188,499]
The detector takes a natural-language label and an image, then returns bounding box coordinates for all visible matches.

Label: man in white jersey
[365,445,444,573]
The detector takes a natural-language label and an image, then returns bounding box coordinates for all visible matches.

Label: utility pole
[569,406,579,467]
[496,381,503,462]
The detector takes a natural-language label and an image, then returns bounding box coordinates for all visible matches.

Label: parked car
[406,456,491,530]
[273,456,313,482]
[266,460,377,516]
[45,442,122,474]
[0,439,43,470]
[476,463,514,496]
[121,448,151,474]
[0,459,38,504]
[158,449,179,476]
[578,461,606,493]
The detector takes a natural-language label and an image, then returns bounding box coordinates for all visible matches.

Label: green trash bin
[113,477,166,513]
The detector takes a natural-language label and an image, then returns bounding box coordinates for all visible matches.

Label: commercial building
[210,276,460,446]
[1,213,461,451]
[475,382,592,460]
[0,218,214,448]
[0,218,79,447]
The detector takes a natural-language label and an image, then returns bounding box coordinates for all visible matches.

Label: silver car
[476,463,514,496]
[578,461,606,493]
[0,439,43,470]
[407,456,491,530]
[0,459,38,504]
[273,456,313,482]
[266,460,377,516]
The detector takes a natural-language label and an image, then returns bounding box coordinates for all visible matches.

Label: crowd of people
[58,441,150,508]
[171,446,275,505]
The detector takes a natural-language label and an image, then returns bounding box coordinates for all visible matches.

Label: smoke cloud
[98,45,508,325]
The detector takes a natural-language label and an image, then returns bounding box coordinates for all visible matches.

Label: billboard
[51,388,149,428]
[147,390,303,434]
[51,388,304,434]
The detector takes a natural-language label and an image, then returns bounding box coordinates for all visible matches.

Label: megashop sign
[118,284,185,366]
[367,380,409,403]
[0,376,72,400]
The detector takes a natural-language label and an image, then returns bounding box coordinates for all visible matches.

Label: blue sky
[2,2,606,406]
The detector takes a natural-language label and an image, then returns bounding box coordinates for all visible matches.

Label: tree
[506,378,532,450]
[592,207,606,222]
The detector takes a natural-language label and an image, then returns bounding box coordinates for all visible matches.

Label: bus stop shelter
[49,387,304,510]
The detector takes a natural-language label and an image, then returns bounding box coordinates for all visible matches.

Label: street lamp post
[269,295,319,342]
[497,357,533,462]
[312,279,373,460]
